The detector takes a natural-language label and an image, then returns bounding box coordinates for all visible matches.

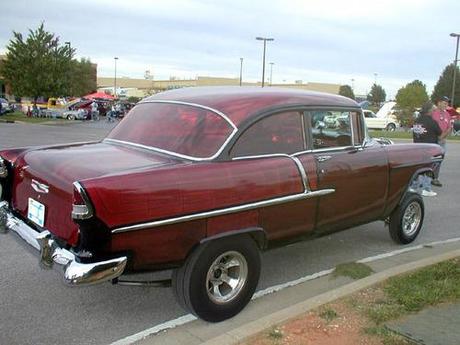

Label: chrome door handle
[316,155,332,162]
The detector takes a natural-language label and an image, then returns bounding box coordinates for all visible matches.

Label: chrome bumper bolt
[36,231,57,269]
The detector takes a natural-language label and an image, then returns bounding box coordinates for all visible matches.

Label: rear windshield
[107,102,234,159]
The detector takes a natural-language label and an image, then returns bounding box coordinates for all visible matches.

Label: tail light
[72,182,94,220]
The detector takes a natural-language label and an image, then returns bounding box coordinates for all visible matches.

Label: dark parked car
[0,87,444,322]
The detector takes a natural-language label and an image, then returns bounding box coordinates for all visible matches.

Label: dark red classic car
[0,87,444,321]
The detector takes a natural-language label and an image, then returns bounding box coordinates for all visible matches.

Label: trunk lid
[11,141,177,245]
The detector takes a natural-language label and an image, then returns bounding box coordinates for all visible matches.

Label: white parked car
[363,108,399,131]
[0,98,10,115]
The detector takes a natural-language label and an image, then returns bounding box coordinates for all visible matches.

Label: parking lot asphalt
[0,122,459,345]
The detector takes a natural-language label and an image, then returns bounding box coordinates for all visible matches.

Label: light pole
[256,37,274,87]
[239,57,243,86]
[450,33,460,107]
[269,62,274,85]
[374,73,378,85]
[351,78,355,91]
[114,57,119,99]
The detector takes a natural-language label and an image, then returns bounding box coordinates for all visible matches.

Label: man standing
[412,102,441,196]
[91,101,99,121]
[431,96,452,187]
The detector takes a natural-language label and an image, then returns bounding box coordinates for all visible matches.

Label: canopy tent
[83,91,115,100]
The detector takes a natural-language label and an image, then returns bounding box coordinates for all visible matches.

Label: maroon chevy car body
[0,87,444,321]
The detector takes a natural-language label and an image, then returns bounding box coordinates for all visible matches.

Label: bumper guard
[0,201,127,286]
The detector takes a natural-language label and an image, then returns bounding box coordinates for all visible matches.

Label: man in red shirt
[431,96,452,187]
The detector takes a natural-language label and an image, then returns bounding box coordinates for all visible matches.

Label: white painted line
[252,268,334,299]
[110,236,460,345]
[110,314,197,345]
[358,237,460,263]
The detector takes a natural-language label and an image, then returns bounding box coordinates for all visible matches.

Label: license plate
[28,198,45,227]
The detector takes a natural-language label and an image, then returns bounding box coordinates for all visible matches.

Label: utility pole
[256,37,274,87]
[269,62,274,85]
[114,57,119,98]
[450,33,460,107]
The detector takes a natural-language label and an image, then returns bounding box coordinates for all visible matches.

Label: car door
[364,111,386,129]
[229,110,319,240]
[304,109,388,233]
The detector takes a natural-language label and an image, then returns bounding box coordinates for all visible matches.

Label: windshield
[107,102,234,159]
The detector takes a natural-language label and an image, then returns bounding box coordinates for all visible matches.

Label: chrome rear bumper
[0,201,127,286]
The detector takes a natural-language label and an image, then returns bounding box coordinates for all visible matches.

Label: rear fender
[200,227,268,250]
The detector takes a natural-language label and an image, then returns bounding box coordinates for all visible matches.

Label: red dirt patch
[245,299,382,345]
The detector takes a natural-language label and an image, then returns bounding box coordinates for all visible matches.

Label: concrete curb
[202,248,460,345]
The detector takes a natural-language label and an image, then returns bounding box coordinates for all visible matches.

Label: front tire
[173,235,261,322]
[389,192,424,244]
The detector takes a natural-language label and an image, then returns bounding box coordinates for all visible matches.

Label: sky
[1,0,459,98]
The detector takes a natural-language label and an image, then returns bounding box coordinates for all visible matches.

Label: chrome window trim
[292,146,359,156]
[306,109,361,152]
[111,188,335,234]
[300,113,307,150]
[108,100,238,162]
[138,100,237,130]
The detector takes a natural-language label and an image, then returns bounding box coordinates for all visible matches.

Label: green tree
[431,63,460,107]
[339,85,355,100]
[0,23,74,102]
[367,84,386,107]
[127,96,141,103]
[69,58,96,96]
[395,80,429,127]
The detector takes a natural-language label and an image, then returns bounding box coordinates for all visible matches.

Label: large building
[2,50,341,100]
[97,76,341,98]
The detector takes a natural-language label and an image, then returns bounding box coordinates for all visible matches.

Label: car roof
[142,86,358,126]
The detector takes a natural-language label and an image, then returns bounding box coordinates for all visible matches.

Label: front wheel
[173,235,261,322]
[389,192,424,244]
[66,114,75,120]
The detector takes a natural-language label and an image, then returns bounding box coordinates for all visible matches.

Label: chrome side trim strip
[111,189,335,234]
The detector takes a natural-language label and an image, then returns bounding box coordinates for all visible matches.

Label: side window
[231,111,304,157]
[308,110,353,149]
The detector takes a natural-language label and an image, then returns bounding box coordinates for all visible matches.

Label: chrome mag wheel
[206,251,248,304]
[402,201,422,237]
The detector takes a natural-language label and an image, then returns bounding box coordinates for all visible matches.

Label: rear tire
[173,235,261,322]
[386,123,396,131]
[67,114,75,120]
[389,192,424,244]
